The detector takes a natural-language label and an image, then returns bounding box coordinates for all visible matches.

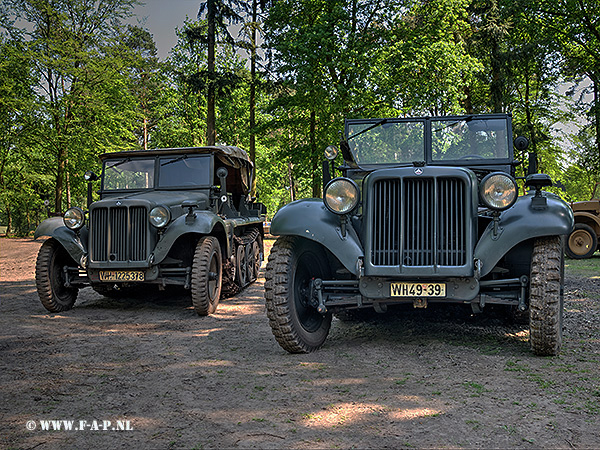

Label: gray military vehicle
[35,146,265,315]
[264,114,573,356]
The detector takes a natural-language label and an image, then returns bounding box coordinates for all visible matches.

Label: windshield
[158,155,211,188]
[345,116,511,166]
[103,158,154,190]
[432,118,509,161]
[102,155,212,191]
[347,120,425,164]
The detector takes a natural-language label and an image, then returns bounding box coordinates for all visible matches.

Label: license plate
[99,271,145,282]
[391,282,446,297]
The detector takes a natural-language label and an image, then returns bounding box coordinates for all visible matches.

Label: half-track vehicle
[264,114,573,356]
[35,146,265,315]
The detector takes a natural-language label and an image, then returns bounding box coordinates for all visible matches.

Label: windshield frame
[344,114,515,169]
[157,154,213,190]
[101,157,156,192]
[100,154,215,193]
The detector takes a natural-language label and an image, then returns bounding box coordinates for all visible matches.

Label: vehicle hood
[95,191,210,210]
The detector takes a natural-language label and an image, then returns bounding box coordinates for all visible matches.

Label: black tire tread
[191,236,222,316]
[529,236,563,356]
[264,236,330,353]
[35,239,78,312]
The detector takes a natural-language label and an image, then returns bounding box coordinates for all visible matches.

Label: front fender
[573,211,600,232]
[152,211,227,264]
[271,199,364,276]
[475,193,574,277]
[34,217,87,264]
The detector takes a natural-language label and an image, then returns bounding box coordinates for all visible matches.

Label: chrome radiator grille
[371,177,468,267]
[90,206,148,262]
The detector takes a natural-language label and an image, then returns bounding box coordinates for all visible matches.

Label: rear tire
[191,236,222,316]
[35,239,79,312]
[566,223,597,259]
[264,236,332,353]
[529,236,564,356]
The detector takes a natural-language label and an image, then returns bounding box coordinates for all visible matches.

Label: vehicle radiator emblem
[414,168,423,175]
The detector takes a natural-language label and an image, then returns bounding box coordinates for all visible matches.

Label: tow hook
[313,278,327,315]
[518,275,529,311]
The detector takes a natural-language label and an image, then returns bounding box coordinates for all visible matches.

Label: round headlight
[480,173,518,210]
[63,207,85,230]
[149,205,171,228]
[324,178,359,215]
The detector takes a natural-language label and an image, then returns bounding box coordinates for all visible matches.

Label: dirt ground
[1,237,599,449]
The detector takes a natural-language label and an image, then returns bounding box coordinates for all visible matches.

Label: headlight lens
[149,205,171,228]
[324,178,359,214]
[480,173,518,210]
[63,207,85,230]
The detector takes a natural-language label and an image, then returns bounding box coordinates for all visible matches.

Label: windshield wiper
[433,115,473,133]
[161,155,187,166]
[105,158,131,170]
[347,118,388,141]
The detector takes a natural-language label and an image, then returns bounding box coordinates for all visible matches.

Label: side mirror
[216,167,228,203]
[514,136,529,151]
[85,171,99,208]
[324,145,338,161]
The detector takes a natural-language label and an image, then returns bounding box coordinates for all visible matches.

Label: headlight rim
[479,172,518,211]
[323,177,360,215]
[149,205,171,228]
[63,207,86,231]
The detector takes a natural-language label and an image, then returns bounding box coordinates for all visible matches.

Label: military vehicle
[566,184,600,259]
[264,114,573,356]
[34,146,265,315]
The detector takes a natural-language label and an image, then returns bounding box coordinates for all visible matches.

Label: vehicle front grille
[371,177,468,268]
[90,206,148,262]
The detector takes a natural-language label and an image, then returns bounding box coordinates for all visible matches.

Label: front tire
[566,223,597,259]
[35,239,79,312]
[529,236,564,356]
[191,236,222,316]
[264,236,332,353]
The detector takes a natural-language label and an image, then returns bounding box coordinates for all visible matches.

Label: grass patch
[565,254,600,278]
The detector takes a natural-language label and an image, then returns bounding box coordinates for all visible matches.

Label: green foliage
[1,0,600,232]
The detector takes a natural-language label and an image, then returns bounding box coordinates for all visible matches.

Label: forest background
[1,0,600,236]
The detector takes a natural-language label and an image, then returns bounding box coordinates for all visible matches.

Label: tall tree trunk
[5,204,11,237]
[249,0,257,194]
[55,145,67,213]
[523,73,539,174]
[287,156,295,202]
[310,109,319,198]
[143,115,148,150]
[206,0,216,146]
[490,40,503,113]
[66,164,71,208]
[593,74,600,170]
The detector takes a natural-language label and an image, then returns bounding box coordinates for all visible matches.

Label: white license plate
[99,271,145,282]
[391,282,446,297]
